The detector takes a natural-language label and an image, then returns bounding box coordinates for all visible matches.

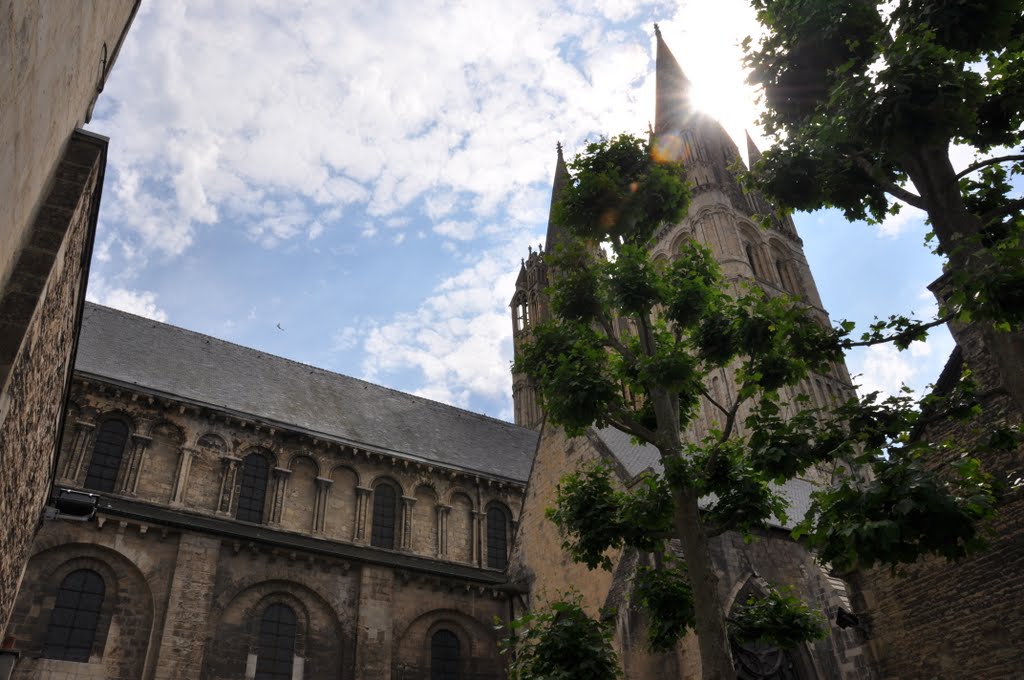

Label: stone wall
[852,326,1024,680]
[56,381,524,568]
[0,133,108,632]
[0,0,136,291]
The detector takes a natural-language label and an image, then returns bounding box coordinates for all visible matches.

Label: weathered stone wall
[0,0,136,291]
[507,423,620,615]
[6,519,179,679]
[57,382,524,567]
[852,326,1024,680]
[6,378,525,678]
[0,134,107,632]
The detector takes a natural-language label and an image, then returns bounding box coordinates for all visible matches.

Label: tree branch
[599,317,637,364]
[699,386,731,418]
[955,154,1024,180]
[840,315,954,349]
[853,157,927,210]
[979,197,1024,226]
[607,411,658,446]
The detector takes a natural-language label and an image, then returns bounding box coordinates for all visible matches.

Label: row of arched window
[40,569,466,680]
[76,425,512,568]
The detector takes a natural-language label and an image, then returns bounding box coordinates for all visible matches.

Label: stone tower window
[42,569,105,662]
[255,603,297,680]
[371,483,398,549]
[744,243,761,280]
[486,505,509,569]
[84,418,129,492]
[237,453,270,523]
[430,629,461,680]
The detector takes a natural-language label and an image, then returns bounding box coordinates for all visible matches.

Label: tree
[743,0,1024,411]
[512,134,998,680]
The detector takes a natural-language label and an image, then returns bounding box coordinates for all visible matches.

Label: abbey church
[2,18,1020,680]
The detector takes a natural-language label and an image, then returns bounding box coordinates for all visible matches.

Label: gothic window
[42,569,105,662]
[430,629,461,680]
[745,244,760,279]
[513,293,530,332]
[371,483,397,549]
[486,505,509,569]
[255,604,297,680]
[84,419,129,492]
[237,453,270,523]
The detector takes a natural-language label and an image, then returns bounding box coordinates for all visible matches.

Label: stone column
[118,433,152,495]
[471,510,483,566]
[61,419,95,482]
[151,534,221,680]
[354,486,372,541]
[171,447,196,505]
[354,566,394,680]
[217,455,242,515]
[313,476,333,534]
[269,467,291,525]
[400,496,416,551]
[436,504,450,557]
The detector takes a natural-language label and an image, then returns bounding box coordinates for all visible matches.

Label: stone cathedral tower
[507,27,872,679]
[510,25,855,433]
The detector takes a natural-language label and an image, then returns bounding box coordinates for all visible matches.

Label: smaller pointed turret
[543,142,572,253]
[654,23,693,137]
[745,131,762,167]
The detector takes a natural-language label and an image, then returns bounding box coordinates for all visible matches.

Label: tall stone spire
[746,131,762,166]
[544,142,572,253]
[654,23,693,136]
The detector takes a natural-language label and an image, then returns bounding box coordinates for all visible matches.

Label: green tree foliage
[744,0,1024,408]
[499,596,622,680]
[512,134,999,680]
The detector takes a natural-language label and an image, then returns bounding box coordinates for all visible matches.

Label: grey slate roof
[76,303,539,482]
[593,426,814,530]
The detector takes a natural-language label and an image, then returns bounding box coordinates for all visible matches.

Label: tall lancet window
[513,292,529,332]
[255,604,297,680]
[84,418,130,492]
[237,453,270,523]
[371,482,398,549]
[430,629,461,680]
[486,504,510,569]
[42,569,105,662]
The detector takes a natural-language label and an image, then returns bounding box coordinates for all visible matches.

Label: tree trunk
[902,147,1024,414]
[672,486,736,680]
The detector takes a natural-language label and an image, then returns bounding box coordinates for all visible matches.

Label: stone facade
[0,0,139,631]
[5,369,528,679]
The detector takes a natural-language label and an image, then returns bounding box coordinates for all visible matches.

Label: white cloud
[848,331,955,399]
[433,220,478,241]
[877,200,928,239]
[87,280,169,322]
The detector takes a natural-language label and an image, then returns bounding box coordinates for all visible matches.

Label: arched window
[745,243,760,279]
[42,569,105,662]
[84,419,129,492]
[430,629,461,680]
[237,453,269,523]
[371,483,397,549]
[255,604,297,680]
[486,505,509,569]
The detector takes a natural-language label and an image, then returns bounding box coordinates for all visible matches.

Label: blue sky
[84,0,958,422]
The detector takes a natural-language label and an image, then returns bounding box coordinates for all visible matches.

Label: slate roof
[593,426,814,530]
[75,303,539,482]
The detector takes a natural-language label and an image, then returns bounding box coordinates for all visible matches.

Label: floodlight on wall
[42,488,98,522]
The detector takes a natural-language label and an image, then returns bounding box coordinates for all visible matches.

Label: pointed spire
[654,24,693,136]
[745,131,762,166]
[544,142,571,253]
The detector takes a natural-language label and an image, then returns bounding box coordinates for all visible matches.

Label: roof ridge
[83,302,530,433]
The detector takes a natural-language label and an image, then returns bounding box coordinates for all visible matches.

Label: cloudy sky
[85,0,956,421]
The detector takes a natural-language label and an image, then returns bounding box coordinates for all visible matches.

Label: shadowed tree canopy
[744,0,1024,410]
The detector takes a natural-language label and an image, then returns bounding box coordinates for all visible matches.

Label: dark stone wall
[0,133,105,631]
[852,325,1024,680]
